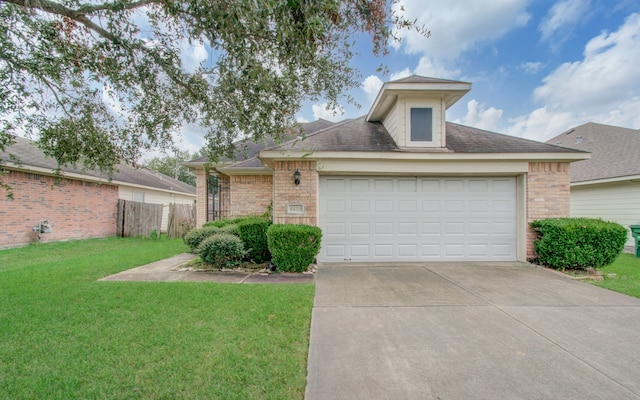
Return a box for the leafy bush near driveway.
[267,224,322,272]
[238,217,272,263]
[197,233,247,269]
[530,218,627,270]
[183,226,221,252]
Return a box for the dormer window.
[410,108,433,142]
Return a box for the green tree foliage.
[0,0,426,176]
[144,150,198,186]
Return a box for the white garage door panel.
[319,176,517,262]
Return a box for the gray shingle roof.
[187,119,336,166]
[546,122,640,183]
[266,116,585,154]
[1,135,196,194]
[446,122,583,153]
[264,117,398,152]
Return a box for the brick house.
[547,122,640,250]
[186,76,588,263]
[1,136,196,248]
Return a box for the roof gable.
[546,122,640,183]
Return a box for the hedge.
[203,216,257,229]
[530,218,627,270]
[238,217,272,263]
[267,224,322,272]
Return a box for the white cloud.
[296,116,310,123]
[519,61,544,74]
[504,13,640,140]
[505,107,577,141]
[392,0,530,60]
[414,57,461,79]
[533,13,640,112]
[362,75,384,102]
[312,103,345,122]
[390,68,412,81]
[180,40,208,72]
[455,99,504,132]
[538,0,591,44]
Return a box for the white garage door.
[319,176,517,262]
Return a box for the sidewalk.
[99,253,315,284]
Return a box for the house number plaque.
[286,203,305,215]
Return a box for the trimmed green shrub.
[238,217,272,263]
[220,224,240,237]
[267,224,322,272]
[183,226,221,252]
[197,233,247,269]
[202,216,256,229]
[530,218,627,270]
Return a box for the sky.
[174,0,640,154]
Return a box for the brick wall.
[272,160,318,225]
[0,170,118,248]
[526,162,571,259]
[229,175,273,217]
[195,168,209,227]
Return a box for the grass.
[593,253,640,298]
[0,237,314,399]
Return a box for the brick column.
[195,168,209,227]
[272,160,318,226]
[526,162,571,259]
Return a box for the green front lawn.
[0,237,314,399]
[594,253,640,298]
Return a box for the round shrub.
[530,218,627,269]
[183,226,221,252]
[267,224,322,272]
[197,233,247,269]
[238,217,272,263]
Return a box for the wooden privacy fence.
[117,199,163,237]
[166,203,196,239]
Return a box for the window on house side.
[410,108,433,142]
[133,191,145,202]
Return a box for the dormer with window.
[367,76,471,149]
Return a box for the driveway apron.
[305,263,640,400]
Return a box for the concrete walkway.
[99,253,314,284]
[306,262,640,399]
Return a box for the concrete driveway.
[305,263,640,399]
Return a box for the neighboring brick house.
[1,136,196,248]
[547,122,640,250]
[186,76,588,263]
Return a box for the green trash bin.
[631,225,640,257]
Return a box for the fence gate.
[116,199,163,237]
[167,203,196,239]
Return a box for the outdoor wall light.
[293,169,301,185]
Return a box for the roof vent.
[575,136,583,144]
[556,141,563,145]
